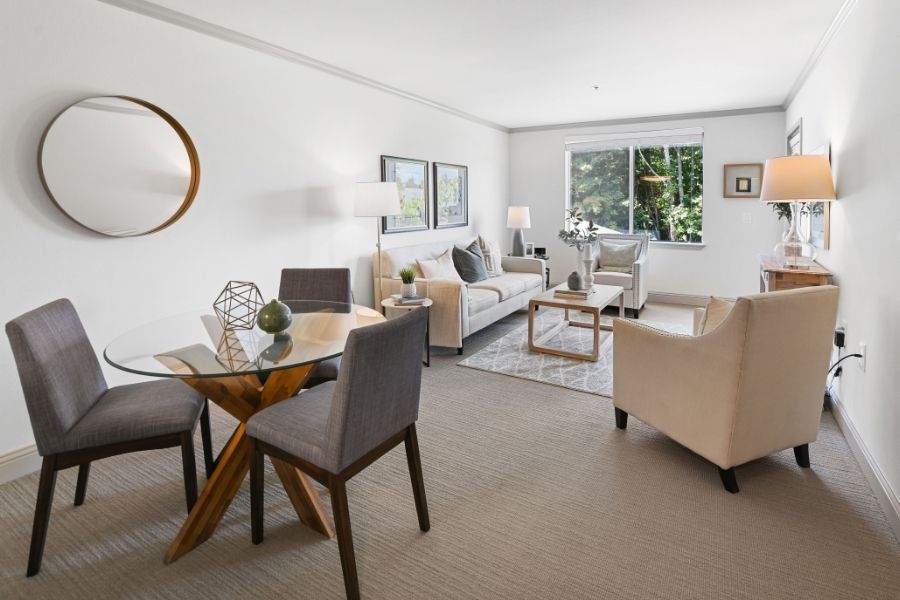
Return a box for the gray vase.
[567,271,585,290]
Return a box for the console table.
[759,255,833,292]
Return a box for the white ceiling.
[145,0,846,129]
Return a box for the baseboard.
[647,291,708,307]
[0,444,41,485]
[828,388,900,545]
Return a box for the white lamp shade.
[760,155,836,203]
[355,182,401,216]
[507,205,532,229]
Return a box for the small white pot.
[400,282,417,298]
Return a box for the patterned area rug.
[459,309,691,397]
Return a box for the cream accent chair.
[591,234,649,318]
[373,239,545,353]
[612,286,839,493]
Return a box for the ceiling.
[143,0,846,129]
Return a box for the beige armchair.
[612,286,839,493]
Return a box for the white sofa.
[591,233,649,318]
[373,239,546,352]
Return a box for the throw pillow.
[417,249,464,282]
[452,241,489,283]
[598,241,638,273]
[698,297,736,334]
[478,235,504,276]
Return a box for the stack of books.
[554,286,595,300]
[397,295,428,306]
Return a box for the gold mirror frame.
[37,95,201,237]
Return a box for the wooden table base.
[163,363,334,564]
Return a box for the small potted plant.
[399,266,417,299]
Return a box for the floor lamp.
[355,182,401,306]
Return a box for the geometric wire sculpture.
[215,329,260,372]
[213,280,264,330]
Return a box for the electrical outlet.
[741,212,752,225]
[858,343,867,372]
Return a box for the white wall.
[0,0,508,459]
[509,112,786,298]
[785,0,900,504]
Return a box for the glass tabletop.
[104,301,385,379]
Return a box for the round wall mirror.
[38,96,200,237]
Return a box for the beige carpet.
[1,308,899,599]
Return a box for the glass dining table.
[104,300,385,563]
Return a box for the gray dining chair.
[279,268,353,387]
[5,298,213,577]
[247,308,430,600]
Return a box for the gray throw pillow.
[599,241,638,273]
[452,241,489,283]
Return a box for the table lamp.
[760,155,835,269]
[507,205,532,257]
[355,182,401,304]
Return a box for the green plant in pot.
[399,266,417,299]
[256,299,293,334]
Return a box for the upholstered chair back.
[5,299,108,456]
[594,233,649,268]
[325,308,427,471]
[279,268,352,305]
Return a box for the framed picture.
[787,119,803,156]
[800,143,832,251]
[433,162,468,229]
[723,163,764,198]
[381,155,429,234]
[525,242,535,256]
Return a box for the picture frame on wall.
[381,155,429,234]
[787,118,803,156]
[723,163,764,198]
[800,143,832,251]
[433,162,468,229]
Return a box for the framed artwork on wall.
[723,163,764,198]
[800,143,832,251]
[381,155,429,234]
[787,119,803,156]
[433,162,468,229]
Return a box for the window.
[566,128,704,243]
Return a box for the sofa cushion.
[592,270,633,290]
[470,272,541,300]
[452,240,489,283]
[417,249,463,283]
[468,288,500,315]
[698,297,735,334]
[598,240,638,273]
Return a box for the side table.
[381,297,433,367]
[759,255,833,292]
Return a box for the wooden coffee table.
[528,284,625,362]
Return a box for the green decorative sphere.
[256,299,293,334]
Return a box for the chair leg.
[404,424,430,532]
[614,407,628,430]
[457,345,463,356]
[180,432,198,513]
[329,477,360,600]
[74,463,90,506]
[718,467,739,493]
[794,444,810,468]
[250,438,265,545]
[200,400,216,478]
[27,456,58,577]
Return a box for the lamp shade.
[506,205,532,229]
[760,155,836,203]
[354,182,401,216]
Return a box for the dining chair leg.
[250,438,265,545]
[180,432,198,513]
[329,477,360,600]
[200,400,216,478]
[27,455,58,577]
[404,424,430,532]
[74,463,90,506]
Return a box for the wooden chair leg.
[74,463,90,506]
[329,477,360,600]
[614,407,628,430]
[200,400,216,478]
[27,456,58,577]
[718,467,739,493]
[794,443,811,468]
[404,424,430,532]
[181,432,198,513]
[250,438,265,545]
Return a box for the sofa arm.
[502,256,545,281]
[612,319,743,468]
[378,277,465,348]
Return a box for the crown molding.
[782,0,859,109]
[97,0,509,133]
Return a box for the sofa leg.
[457,346,463,356]
[614,407,628,429]
[793,444,810,468]
[718,467,739,493]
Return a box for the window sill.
[649,241,705,249]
